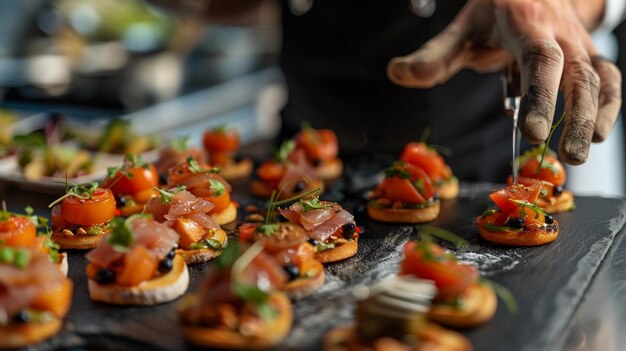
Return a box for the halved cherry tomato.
[203,129,240,152]
[238,223,259,242]
[116,245,158,286]
[0,216,37,247]
[61,188,116,226]
[257,160,286,182]
[402,163,436,199]
[295,129,339,162]
[191,186,231,213]
[520,155,566,186]
[400,241,478,301]
[400,142,451,181]
[507,175,555,198]
[377,178,427,204]
[489,183,542,216]
[103,163,159,195]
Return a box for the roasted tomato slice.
[251,223,308,254]
[376,162,435,203]
[520,155,566,186]
[257,160,286,182]
[0,215,37,247]
[507,175,555,198]
[103,163,159,195]
[401,241,478,301]
[399,142,451,181]
[295,128,339,162]
[203,128,240,152]
[377,178,427,204]
[489,183,542,216]
[61,188,116,226]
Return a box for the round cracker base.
[88,256,189,305]
[315,240,358,263]
[51,230,109,250]
[476,216,559,246]
[538,190,574,214]
[429,283,497,328]
[367,202,440,224]
[182,293,292,349]
[211,202,237,225]
[0,319,62,349]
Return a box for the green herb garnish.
[257,223,280,236]
[418,225,468,248]
[186,156,220,174]
[273,140,296,163]
[384,162,411,179]
[300,197,333,211]
[480,209,498,218]
[209,179,226,197]
[189,238,223,251]
[537,111,565,177]
[315,241,337,252]
[0,247,30,269]
[107,214,150,252]
[170,136,190,152]
[154,186,187,205]
[48,181,100,208]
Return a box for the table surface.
[2,153,626,351]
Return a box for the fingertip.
[519,111,551,144]
[558,137,590,165]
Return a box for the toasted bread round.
[284,259,325,299]
[219,158,253,180]
[88,255,189,305]
[324,322,473,351]
[315,240,358,263]
[211,202,237,225]
[367,202,440,224]
[182,292,292,349]
[537,190,574,214]
[0,318,62,349]
[51,230,109,250]
[57,253,68,276]
[250,179,324,199]
[317,158,343,180]
[476,216,559,246]
[429,283,497,328]
[177,231,228,264]
[437,178,459,200]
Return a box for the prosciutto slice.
[279,202,355,242]
[144,190,219,230]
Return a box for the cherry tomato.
[400,142,450,181]
[238,223,259,242]
[402,163,436,199]
[377,178,427,204]
[103,163,159,195]
[295,129,339,162]
[520,155,566,186]
[0,216,37,247]
[400,241,478,301]
[61,188,116,226]
[203,128,240,152]
[489,184,542,217]
[190,185,231,213]
[257,160,286,182]
[209,150,231,166]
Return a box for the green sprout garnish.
[418,225,468,248]
[300,197,333,211]
[170,136,190,152]
[107,214,151,252]
[48,181,100,208]
[384,162,411,179]
[273,140,296,163]
[186,156,220,174]
[154,186,187,205]
[209,179,225,197]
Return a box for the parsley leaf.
[273,140,296,163]
[170,136,190,152]
[257,223,279,236]
[209,179,225,197]
[300,198,333,211]
[215,241,241,270]
[384,162,411,179]
[107,215,149,252]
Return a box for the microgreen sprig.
[384,162,411,179]
[48,181,100,208]
[107,214,151,252]
[154,186,187,205]
[273,140,296,163]
[537,111,565,178]
[186,156,220,174]
[170,136,190,152]
[418,225,468,248]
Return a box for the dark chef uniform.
[278,0,514,182]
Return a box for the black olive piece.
[283,264,300,281]
[545,215,554,224]
[311,159,321,167]
[308,239,319,246]
[115,196,127,207]
[506,218,525,229]
[233,154,244,163]
[167,248,176,259]
[433,193,440,201]
[159,174,168,185]
[342,223,356,239]
[158,259,174,274]
[553,185,564,196]
[13,310,29,324]
[96,268,116,284]
[294,181,306,192]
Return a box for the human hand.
[387,0,622,165]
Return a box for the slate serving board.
[5,167,626,351]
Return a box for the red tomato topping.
[375,162,436,203]
[103,163,159,195]
[378,178,427,204]
[400,241,478,301]
[203,128,240,152]
[61,188,116,226]
[489,184,541,216]
[257,160,286,182]
[399,142,451,181]
[507,175,555,198]
[0,216,37,247]
[295,129,339,162]
[238,223,259,242]
[520,155,566,186]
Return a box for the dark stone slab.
[4,174,625,351]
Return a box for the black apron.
[279,0,514,182]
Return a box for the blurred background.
[0,0,623,196]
